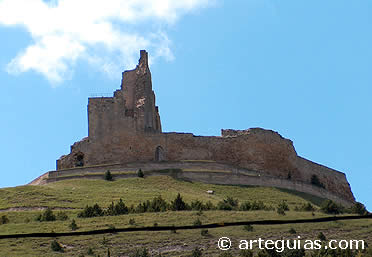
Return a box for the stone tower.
[87,50,162,140]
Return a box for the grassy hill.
[0,175,370,256]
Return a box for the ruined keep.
[53,50,354,206]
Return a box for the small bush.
[78,203,104,218]
[277,207,286,215]
[193,218,202,226]
[320,200,343,215]
[0,215,9,225]
[190,247,202,257]
[240,201,252,211]
[137,169,144,178]
[171,193,187,211]
[51,240,63,252]
[201,229,209,236]
[250,200,267,210]
[289,227,297,234]
[106,199,129,216]
[69,219,78,231]
[351,202,368,215]
[87,247,94,255]
[243,224,253,232]
[191,200,205,211]
[56,211,68,221]
[129,218,136,225]
[317,232,327,241]
[299,202,315,212]
[149,195,168,212]
[104,170,113,181]
[278,200,289,211]
[204,200,216,210]
[38,208,56,222]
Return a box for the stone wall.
[32,161,354,207]
[56,50,355,204]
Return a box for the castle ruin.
[40,50,354,206]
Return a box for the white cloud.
[0,0,213,84]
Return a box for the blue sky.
[0,0,371,210]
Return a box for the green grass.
[0,175,370,256]
[0,175,321,210]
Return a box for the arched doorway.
[155,146,165,162]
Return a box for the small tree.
[243,224,253,232]
[0,215,9,225]
[137,169,144,178]
[51,240,63,252]
[104,170,113,181]
[69,219,78,231]
[321,200,342,214]
[40,208,56,222]
[317,232,327,241]
[171,193,187,211]
[201,229,209,236]
[190,247,202,257]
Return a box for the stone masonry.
[56,50,355,203]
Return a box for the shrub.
[191,200,205,211]
[56,211,69,221]
[240,201,252,211]
[217,201,233,211]
[351,202,368,215]
[320,200,343,215]
[299,202,315,212]
[87,247,94,255]
[38,208,56,222]
[137,169,144,178]
[106,199,129,216]
[224,196,239,207]
[204,200,216,210]
[69,219,78,231]
[149,195,168,212]
[190,247,202,257]
[78,203,104,218]
[217,197,239,210]
[0,215,9,225]
[278,200,289,211]
[277,206,286,215]
[317,232,327,241]
[171,193,187,211]
[193,218,202,226]
[289,228,297,234]
[201,229,209,236]
[129,218,136,225]
[243,224,253,232]
[250,200,266,210]
[51,240,63,252]
[104,170,113,181]
[311,174,325,188]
